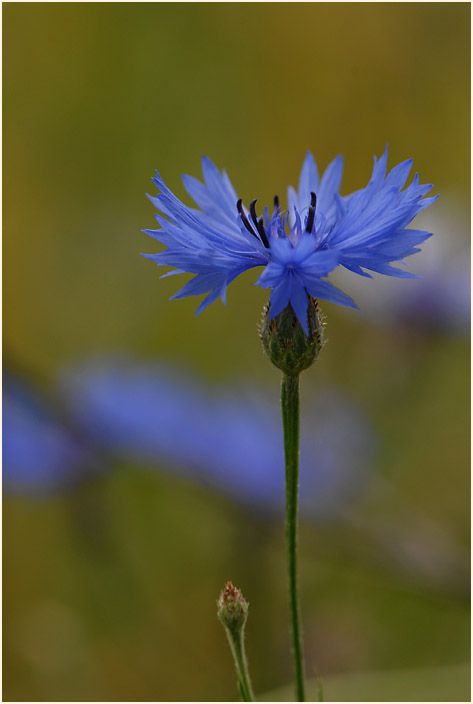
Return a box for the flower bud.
[217,581,249,633]
[260,297,324,376]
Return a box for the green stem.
[281,372,305,701]
[225,627,255,701]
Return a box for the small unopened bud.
[217,582,254,701]
[260,297,324,376]
[217,581,249,632]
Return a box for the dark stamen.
[237,198,270,248]
[256,216,270,248]
[249,199,259,228]
[273,195,280,210]
[237,198,259,239]
[250,200,270,248]
[305,192,317,233]
[306,206,315,234]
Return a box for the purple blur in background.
[60,359,376,517]
[3,373,95,493]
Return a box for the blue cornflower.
[143,148,437,333]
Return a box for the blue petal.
[201,155,237,214]
[303,277,358,310]
[268,278,291,318]
[287,185,300,227]
[363,262,420,278]
[297,248,339,276]
[182,173,216,212]
[297,152,319,215]
[170,273,226,299]
[288,274,310,334]
[195,286,225,315]
[384,158,413,189]
[318,154,344,213]
[256,261,286,288]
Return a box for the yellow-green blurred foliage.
[3,3,470,701]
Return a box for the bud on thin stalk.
[217,582,254,702]
[261,298,319,700]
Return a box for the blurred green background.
[3,3,470,701]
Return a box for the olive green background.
[3,3,470,701]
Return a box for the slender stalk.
[224,627,254,702]
[281,372,305,701]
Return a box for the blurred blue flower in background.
[3,374,96,493]
[143,147,437,333]
[61,359,376,518]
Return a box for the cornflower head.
[143,147,437,336]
